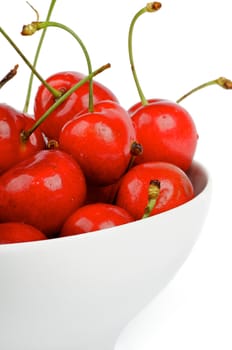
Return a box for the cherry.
[34,71,118,140]
[116,161,194,220]
[21,18,119,140]
[0,103,45,175]
[0,222,47,244]
[22,64,111,142]
[0,149,87,237]
[59,100,137,186]
[60,202,134,236]
[131,100,198,171]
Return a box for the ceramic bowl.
[0,160,211,350]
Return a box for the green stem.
[128,2,162,106]
[176,77,232,103]
[0,27,61,99]
[21,63,111,141]
[142,179,160,219]
[23,0,57,113]
[22,20,94,112]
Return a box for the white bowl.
[0,160,211,350]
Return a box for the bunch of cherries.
[0,1,223,244]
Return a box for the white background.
[1,0,232,349]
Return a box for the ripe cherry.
[59,100,137,186]
[0,103,45,175]
[131,100,198,171]
[21,18,119,140]
[34,71,119,140]
[60,202,134,236]
[0,222,47,244]
[116,161,194,220]
[0,149,87,237]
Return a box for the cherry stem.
[21,63,111,142]
[142,179,160,219]
[126,141,143,171]
[0,64,19,89]
[128,2,162,106]
[21,20,94,113]
[176,77,232,103]
[0,27,61,99]
[23,0,57,113]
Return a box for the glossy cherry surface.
[34,71,119,140]
[0,149,87,237]
[59,100,137,186]
[116,161,195,220]
[0,103,45,174]
[130,100,198,171]
[0,222,47,244]
[60,202,134,236]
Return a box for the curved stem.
[23,0,57,113]
[176,77,232,103]
[0,27,61,99]
[21,63,111,141]
[22,21,94,112]
[128,2,162,106]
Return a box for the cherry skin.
[0,103,46,174]
[0,222,47,244]
[60,202,134,236]
[116,161,194,220]
[59,100,137,186]
[130,100,198,171]
[34,71,119,140]
[0,149,87,237]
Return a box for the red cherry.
[116,161,194,220]
[130,100,198,171]
[0,149,87,237]
[0,103,45,174]
[60,202,134,236]
[34,71,119,140]
[59,100,137,186]
[0,222,47,244]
